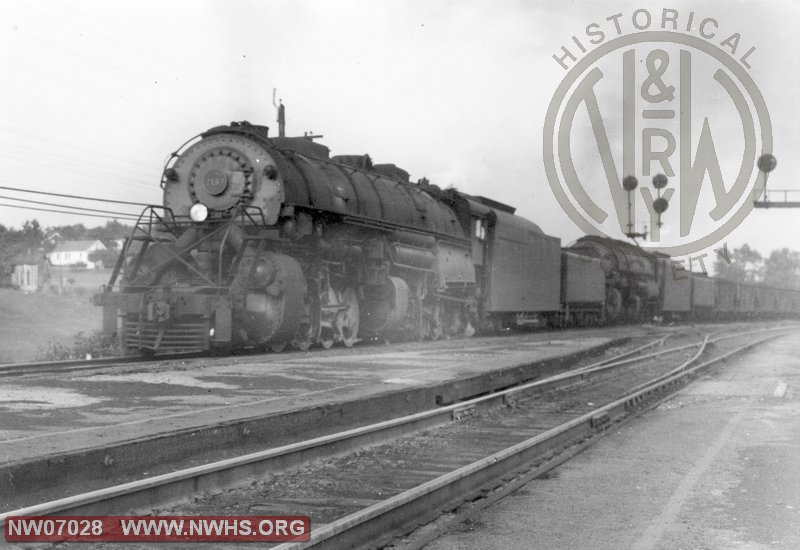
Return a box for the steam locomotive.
[95,121,800,354]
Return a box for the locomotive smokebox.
[164,133,285,224]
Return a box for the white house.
[49,240,107,269]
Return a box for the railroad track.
[2,325,794,547]
[0,352,201,378]
[0,328,614,379]
[0,330,662,511]
[0,321,759,379]
[0,334,663,508]
[277,326,795,549]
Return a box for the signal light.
[622,175,638,191]
[190,202,209,222]
[652,173,668,189]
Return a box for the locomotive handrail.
[431,292,474,304]
[238,204,268,226]
[340,215,472,247]
[126,223,232,287]
[117,204,269,292]
[105,206,177,291]
[134,206,180,239]
[104,236,129,292]
[160,132,204,189]
[218,221,234,286]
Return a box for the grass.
[0,287,103,363]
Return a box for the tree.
[88,248,120,269]
[714,244,763,282]
[86,220,130,242]
[20,219,44,250]
[0,220,44,262]
[57,224,88,242]
[763,248,800,289]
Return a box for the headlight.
[190,202,209,222]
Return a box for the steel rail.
[2,328,789,543]
[0,351,204,378]
[271,328,796,549]
[0,330,654,379]
[0,323,776,379]
[623,324,796,395]
[585,335,669,367]
[572,324,797,383]
[0,335,674,523]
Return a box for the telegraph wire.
[0,161,157,197]
[0,130,157,176]
[0,203,140,221]
[7,4,374,155]
[0,194,141,219]
[0,143,157,184]
[0,185,153,207]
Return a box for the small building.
[49,240,107,269]
[10,252,50,292]
[0,263,13,288]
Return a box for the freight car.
[567,235,800,322]
[95,121,798,354]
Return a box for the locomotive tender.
[96,121,800,354]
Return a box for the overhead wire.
[0,185,154,207]
[6,2,378,146]
[4,10,271,130]
[0,4,382,229]
[0,151,159,195]
[0,194,141,219]
[0,136,158,181]
[0,152,158,194]
[0,56,216,129]
[0,202,139,221]
[7,2,375,153]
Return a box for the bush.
[89,248,120,268]
[37,330,119,361]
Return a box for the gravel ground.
[425,331,800,550]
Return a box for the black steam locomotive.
[95,121,800,354]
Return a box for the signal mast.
[752,154,793,208]
[622,173,670,243]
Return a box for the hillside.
[0,288,102,363]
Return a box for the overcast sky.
[2,0,799,266]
